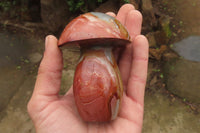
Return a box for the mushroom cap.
[58,12,131,48]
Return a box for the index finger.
[32,35,63,99]
[118,10,143,88]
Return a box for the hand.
[27,4,149,133]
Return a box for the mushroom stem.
[73,46,123,122]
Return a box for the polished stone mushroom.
[58,12,131,122]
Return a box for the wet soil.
[151,0,200,105]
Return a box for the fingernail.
[45,36,49,49]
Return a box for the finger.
[118,43,132,88]
[119,10,143,88]
[125,10,143,39]
[116,4,135,25]
[33,35,63,99]
[126,35,149,106]
[106,12,116,17]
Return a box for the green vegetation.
[66,0,84,12]
[9,43,14,47]
[0,1,12,12]
[152,69,160,72]
[66,0,105,12]
[160,73,164,79]
[170,66,175,71]
[0,0,29,20]
[183,98,186,102]
[5,56,10,60]
[179,21,183,26]
[64,64,67,69]
[66,0,130,12]
[24,59,30,64]
[164,25,172,38]
[0,0,18,12]
[192,2,196,6]
[16,65,21,70]
[20,56,30,64]
[163,21,172,38]
[123,0,130,3]
[173,33,177,37]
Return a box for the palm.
[36,90,141,133]
[28,4,149,133]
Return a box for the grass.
[160,73,164,78]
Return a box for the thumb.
[28,35,63,113]
[35,35,63,98]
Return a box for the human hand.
[27,4,149,133]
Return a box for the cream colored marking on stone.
[83,14,98,22]
[111,99,120,120]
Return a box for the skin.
[27,4,149,133]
